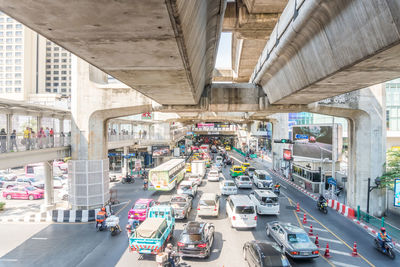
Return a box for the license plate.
[301,252,310,256]
[267,204,272,207]
[134,213,138,216]
[141,249,151,253]
[188,245,195,248]
[242,217,248,220]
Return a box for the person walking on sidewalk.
[23,127,31,150]
[10,129,18,152]
[49,128,54,147]
[0,129,7,153]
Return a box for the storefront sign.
[141,112,152,120]
[197,123,214,127]
[283,149,292,161]
[394,179,400,207]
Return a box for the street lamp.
[367,177,381,214]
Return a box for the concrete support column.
[6,114,12,152]
[270,114,289,172]
[43,161,54,210]
[37,116,42,132]
[122,146,129,175]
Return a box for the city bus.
[148,159,185,191]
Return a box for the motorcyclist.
[126,215,139,237]
[125,172,132,183]
[377,227,391,251]
[274,183,281,190]
[143,177,148,190]
[164,243,176,267]
[317,195,327,207]
[96,207,107,229]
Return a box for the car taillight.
[177,242,185,247]
[214,206,217,211]
[197,206,200,210]
[312,250,319,255]
[290,251,299,255]
[197,243,207,248]
[232,216,236,220]
[254,216,257,220]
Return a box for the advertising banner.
[152,145,170,157]
[394,179,400,207]
[283,149,292,161]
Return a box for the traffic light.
[274,139,293,144]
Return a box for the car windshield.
[199,200,215,206]
[234,167,242,171]
[133,203,147,210]
[171,197,186,203]
[258,173,267,180]
[29,178,37,182]
[225,182,235,187]
[209,171,218,176]
[180,185,191,190]
[240,177,250,181]
[26,186,37,191]
[287,233,310,243]
[260,196,278,204]
[181,233,202,243]
[235,206,255,214]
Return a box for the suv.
[197,193,220,217]
[177,221,215,258]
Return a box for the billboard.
[292,124,342,160]
[152,146,170,157]
[394,179,400,207]
[283,149,292,161]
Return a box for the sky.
[215,32,232,70]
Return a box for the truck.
[191,160,206,179]
[129,205,175,255]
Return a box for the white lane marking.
[319,248,351,256]
[31,237,48,240]
[303,225,328,232]
[0,259,18,262]
[330,261,361,267]
[309,235,342,244]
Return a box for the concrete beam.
[251,0,400,105]
[0,0,226,105]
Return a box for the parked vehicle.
[235,175,253,189]
[2,179,30,189]
[170,194,192,220]
[177,180,198,198]
[129,205,175,254]
[207,170,220,182]
[128,199,156,222]
[245,167,256,178]
[15,177,44,189]
[219,180,238,195]
[250,190,280,215]
[177,221,215,258]
[226,195,257,229]
[230,165,244,177]
[2,186,44,200]
[374,235,395,259]
[197,193,220,217]
[266,222,319,259]
[243,240,291,267]
[253,170,274,189]
[122,174,135,184]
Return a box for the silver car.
[170,194,192,219]
[266,222,319,259]
[235,176,253,189]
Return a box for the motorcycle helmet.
[167,243,173,248]
[101,207,106,211]
[381,227,386,232]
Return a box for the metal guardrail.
[0,133,70,154]
[357,207,400,241]
[232,146,246,157]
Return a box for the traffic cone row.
[315,234,319,247]
[296,202,300,212]
[302,213,307,224]
[352,242,359,257]
[324,243,331,258]
[308,224,314,236]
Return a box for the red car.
[309,136,316,143]
[2,186,44,200]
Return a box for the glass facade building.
[386,78,400,131]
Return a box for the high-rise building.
[385,78,400,149]
[0,12,72,101]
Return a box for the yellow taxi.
[225,145,231,151]
[230,165,244,177]
[241,162,250,171]
[186,163,191,172]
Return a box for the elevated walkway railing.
[0,133,70,154]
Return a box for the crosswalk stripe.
[309,235,342,244]
[330,260,361,267]
[303,225,328,232]
[319,248,351,256]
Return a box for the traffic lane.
[229,151,398,267]
[220,166,331,267]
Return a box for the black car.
[177,221,215,258]
[243,240,291,267]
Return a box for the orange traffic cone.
[324,243,331,258]
[296,203,300,212]
[352,242,359,257]
[302,213,307,224]
[308,224,314,236]
[315,234,320,247]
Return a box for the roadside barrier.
[52,205,112,222]
[328,199,356,219]
[315,234,320,247]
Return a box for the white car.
[185,173,202,186]
[197,193,220,217]
[250,190,280,215]
[207,170,220,182]
[235,176,253,189]
[219,180,238,195]
[177,180,198,197]
[253,170,274,189]
[215,156,223,165]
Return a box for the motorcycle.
[126,219,140,238]
[374,236,396,259]
[96,220,106,231]
[121,174,135,184]
[274,187,280,196]
[156,253,180,267]
[317,200,328,214]
[105,215,121,236]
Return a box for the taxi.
[225,145,231,151]
[186,163,191,173]
[241,162,250,171]
[230,165,244,177]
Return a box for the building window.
[62,53,67,56]
[15,45,22,50]
[46,47,51,51]
[46,82,51,86]
[61,65,67,69]
[54,53,59,57]
[16,24,22,30]
[15,52,22,57]
[6,24,12,29]
[5,80,12,86]
[54,47,59,51]
[46,53,51,57]
[61,71,67,74]
[46,59,51,63]
[53,82,59,86]
[5,66,12,71]
[46,71,51,75]
[15,87,21,93]
[6,87,12,93]
[6,45,12,51]
[6,38,12,44]
[61,82,67,86]
[15,80,21,85]
[15,59,22,65]
[15,66,21,71]
[53,88,58,92]
[54,59,59,63]
[15,31,22,37]
[15,73,21,78]
[61,88,67,92]
[15,38,22,43]
[5,59,12,65]
[46,88,51,92]
[62,59,67,63]
[53,71,59,74]
[6,17,13,23]
[46,77,51,81]
[54,77,59,80]
[5,73,12,78]
[61,76,67,80]
[6,31,12,37]
[0,88,2,93]
[6,52,12,57]
[46,65,51,69]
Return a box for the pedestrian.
[31,129,36,150]
[23,127,31,150]
[60,132,65,146]
[45,127,50,147]
[10,129,18,152]
[0,128,7,153]
[50,128,54,147]
[37,127,44,149]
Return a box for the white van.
[198,193,220,217]
[226,194,257,229]
[249,190,280,215]
[253,170,273,189]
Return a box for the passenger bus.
[148,159,185,191]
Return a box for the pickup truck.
[129,205,175,254]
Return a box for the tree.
[379,149,400,190]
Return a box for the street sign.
[327,177,337,186]
[295,134,308,139]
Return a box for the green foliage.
[379,149,400,190]
[0,202,5,210]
